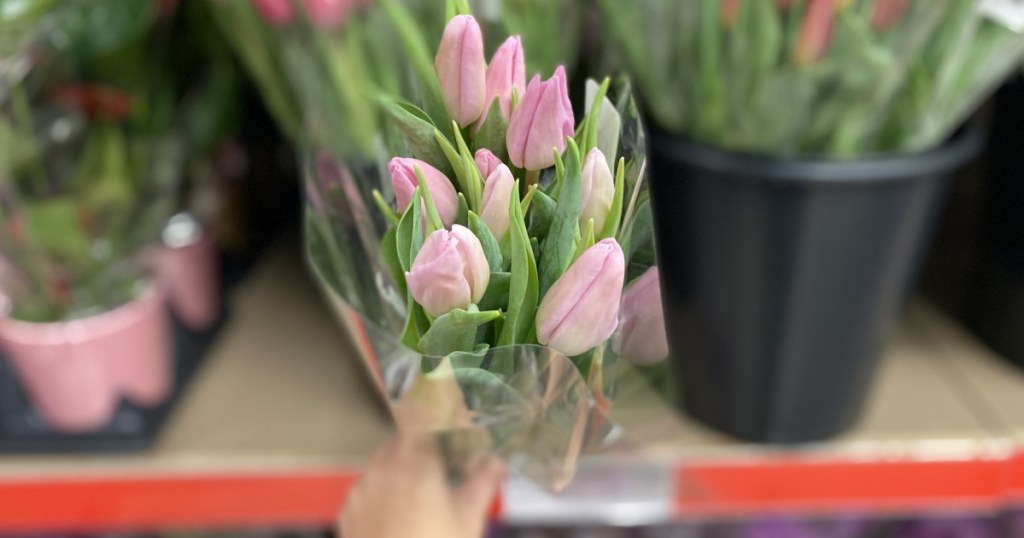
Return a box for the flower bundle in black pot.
[596,0,1024,442]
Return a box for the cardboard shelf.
[0,242,1022,531]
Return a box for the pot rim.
[648,125,985,185]
[0,282,164,344]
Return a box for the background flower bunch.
[598,0,1024,156]
[371,7,666,367]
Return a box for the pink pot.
[0,286,172,433]
[153,215,220,331]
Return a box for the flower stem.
[524,169,540,196]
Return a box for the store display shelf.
[0,242,1022,532]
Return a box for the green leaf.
[498,180,540,346]
[401,297,430,351]
[572,218,595,263]
[581,78,611,153]
[520,185,537,215]
[379,226,405,295]
[584,79,621,166]
[600,158,626,240]
[479,272,511,311]
[415,166,445,233]
[456,192,469,227]
[379,0,448,127]
[434,129,476,210]
[468,212,503,272]
[396,188,424,271]
[449,350,485,369]
[372,189,400,227]
[25,199,91,262]
[475,99,509,162]
[419,308,502,356]
[538,139,583,297]
[527,190,557,238]
[380,98,452,176]
[452,121,484,209]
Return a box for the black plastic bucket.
[959,78,1024,366]
[648,127,983,443]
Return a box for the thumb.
[455,456,506,525]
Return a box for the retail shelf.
[0,242,1022,531]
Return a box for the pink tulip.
[303,0,357,28]
[793,0,835,65]
[252,0,293,25]
[615,267,668,366]
[580,148,615,233]
[252,0,369,28]
[506,66,574,171]
[480,164,516,241]
[721,0,741,26]
[479,36,526,126]
[435,15,487,127]
[474,148,503,180]
[870,0,908,30]
[388,158,459,227]
[406,226,491,317]
[536,239,625,357]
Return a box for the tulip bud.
[479,36,526,125]
[506,66,574,171]
[615,267,668,366]
[721,0,741,27]
[253,0,294,25]
[474,148,503,180]
[388,158,459,227]
[303,0,358,28]
[870,0,908,30]
[580,148,615,233]
[406,226,491,317]
[480,164,516,241]
[793,0,835,66]
[536,239,625,357]
[435,15,487,127]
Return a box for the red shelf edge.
[2,451,1024,531]
[0,469,360,533]
[676,456,1012,517]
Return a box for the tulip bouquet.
[597,0,1024,156]
[304,5,665,488]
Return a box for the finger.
[455,455,506,522]
[368,434,401,472]
[392,432,446,478]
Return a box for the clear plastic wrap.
[303,80,662,491]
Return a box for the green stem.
[524,169,540,196]
[11,86,47,197]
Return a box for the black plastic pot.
[956,78,1024,366]
[648,127,983,443]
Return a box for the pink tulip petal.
[480,165,515,241]
[253,0,294,25]
[481,36,526,124]
[389,158,459,227]
[536,239,625,356]
[407,233,472,317]
[475,148,502,180]
[450,225,491,303]
[506,75,543,169]
[435,15,487,127]
[616,267,668,365]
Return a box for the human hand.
[340,434,506,538]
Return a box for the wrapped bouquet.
[304,3,666,488]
